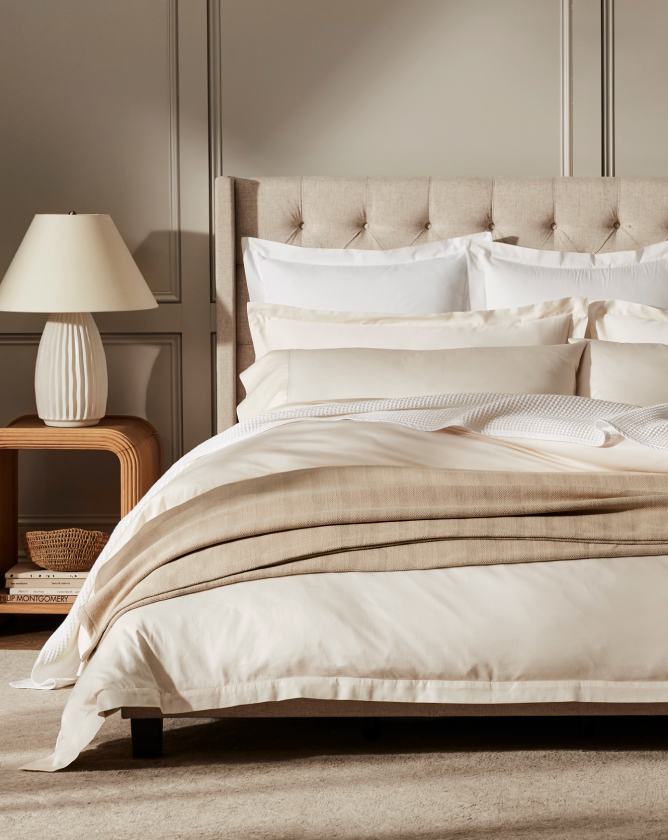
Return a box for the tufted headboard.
[214,175,668,432]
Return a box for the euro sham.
[247,297,588,360]
[588,299,668,343]
[468,239,668,311]
[238,342,587,420]
[577,339,668,406]
[242,232,491,314]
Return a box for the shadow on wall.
[132,227,211,302]
[131,228,175,296]
[221,0,410,175]
[126,227,213,462]
[105,344,160,420]
[220,0,561,177]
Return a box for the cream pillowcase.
[247,298,588,360]
[238,343,587,420]
[468,239,668,310]
[576,339,668,406]
[588,299,668,343]
[242,232,491,314]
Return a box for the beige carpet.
[2,651,668,840]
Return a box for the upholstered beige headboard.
[215,175,668,432]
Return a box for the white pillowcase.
[247,298,588,360]
[577,339,668,406]
[238,343,587,420]
[242,232,491,314]
[468,239,668,311]
[588,299,668,343]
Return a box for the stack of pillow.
[237,233,668,420]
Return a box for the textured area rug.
[2,650,668,840]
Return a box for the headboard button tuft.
[425,222,432,230]
[363,222,369,230]
[299,222,305,230]
[488,223,495,231]
[614,221,621,229]
[550,222,557,230]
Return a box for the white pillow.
[577,339,668,406]
[468,239,668,311]
[588,299,668,343]
[242,232,491,314]
[238,343,587,420]
[247,298,588,359]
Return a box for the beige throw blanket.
[79,466,668,658]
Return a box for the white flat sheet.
[22,412,668,771]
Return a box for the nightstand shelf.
[0,599,73,615]
[0,415,163,614]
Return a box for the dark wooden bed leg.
[131,718,163,759]
[363,717,380,740]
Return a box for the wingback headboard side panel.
[215,175,668,433]
[214,175,236,432]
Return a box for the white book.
[5,561,90,580]
[9,587,82,596]
[7,578,84,589]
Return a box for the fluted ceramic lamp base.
[35,313,108,427]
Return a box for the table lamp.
[0,213,157,427]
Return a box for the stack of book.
[0,561,88,605]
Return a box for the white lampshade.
[0,214,157,312]
[0,213,157,427]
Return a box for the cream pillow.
[468,239,668,310]
[238,343,587,420]
[576,339,668,406]
[588,299,668,343]
[247,298,588,360]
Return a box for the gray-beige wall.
[1,0,666,544]
[0,0,212,543]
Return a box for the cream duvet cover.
[18,394,668,771]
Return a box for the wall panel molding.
[601,0,615,176]
[0,3,213,553]
[207,0,223,303]
[210,330,217,437]
[154,0,183,303]
[561,0,573,176]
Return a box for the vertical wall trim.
[166,0,182,302]
[601,0,615,176]
[207,0,223,302]
[560,0,573,176]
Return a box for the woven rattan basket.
[20,528,110,572]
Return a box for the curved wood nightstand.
[0,415,163,614]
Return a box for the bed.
[19,176,668,771]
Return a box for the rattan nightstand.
[0,415,163,614]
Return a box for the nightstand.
[0,415,163,614]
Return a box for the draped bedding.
[18,394,668,771]
[81,465,668,660]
